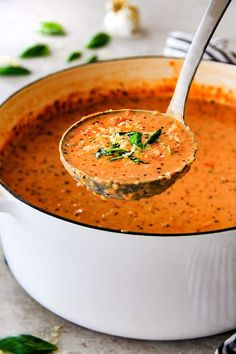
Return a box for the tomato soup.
[1,88,236,233]
[61,110,196,199]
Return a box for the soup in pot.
[0,86,236,234]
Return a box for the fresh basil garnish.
[96,145,145,164]
[107,147,128,154]
[86,55,98,64]
[144,128,162,146]
[128,155,146,164]
[114,132,127,136]
[128,131,144,148]
[96,147,128,159]
[110,155,127,161]
[115,130,162,148]
[96,148,112,158]
[86,32,110,49]
[20,44,50,58]
[37,22,65,35]
[0,65,31,76]
[95,128,162,164]
[67,51,82,62]
[0,334,57,354]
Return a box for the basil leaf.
[111,143,120,148]
[86,55,98,64]
[144,128,162,146]
[86,32,110,49]
[128,155,146,164]
[128,131,144,148]
[107,147,128,154]
[109,155,125,161]
[37,22,65,35]
[110,154,146,163]
[96,147,128,159]
[127,131,136,136]
[114,132,127,136]
[109,150,132,162]
[0,334,57,354]
[20,44,50,58]
[67,51,82,62]
[0,65,31,76]
[96,148,111,159]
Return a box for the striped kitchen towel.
[215,333,236,354]
[164,31,236,64]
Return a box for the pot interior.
[1,57,236,152]
[0,57,236,236]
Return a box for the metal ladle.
[60,0,231,200]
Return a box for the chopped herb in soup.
[62,111,194,172]
[0,88,235,233]
[61,110,196,199]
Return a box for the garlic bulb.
[104,0,140,38]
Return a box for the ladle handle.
[166,0,231,124]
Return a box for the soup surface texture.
[61,109,196,199]
[1,88,236,234]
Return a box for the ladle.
[60,0,231,200]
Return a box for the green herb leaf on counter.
[86,55,98,64]
[67,51,82,62]
[86,32,110,49]
[37,22,66,35]
[144,128,162,146]
[0,334,57,354]
[20,44,50,58]
[0,65,31,76]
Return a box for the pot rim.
[1,55,235,238]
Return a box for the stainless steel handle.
[167,0,232,123]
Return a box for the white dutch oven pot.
[0,58,235,340]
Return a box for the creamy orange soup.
[1,88,236,233]
[61,110,196,199]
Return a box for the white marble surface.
[0,0,236,353]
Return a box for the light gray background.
[0,1,236,353]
